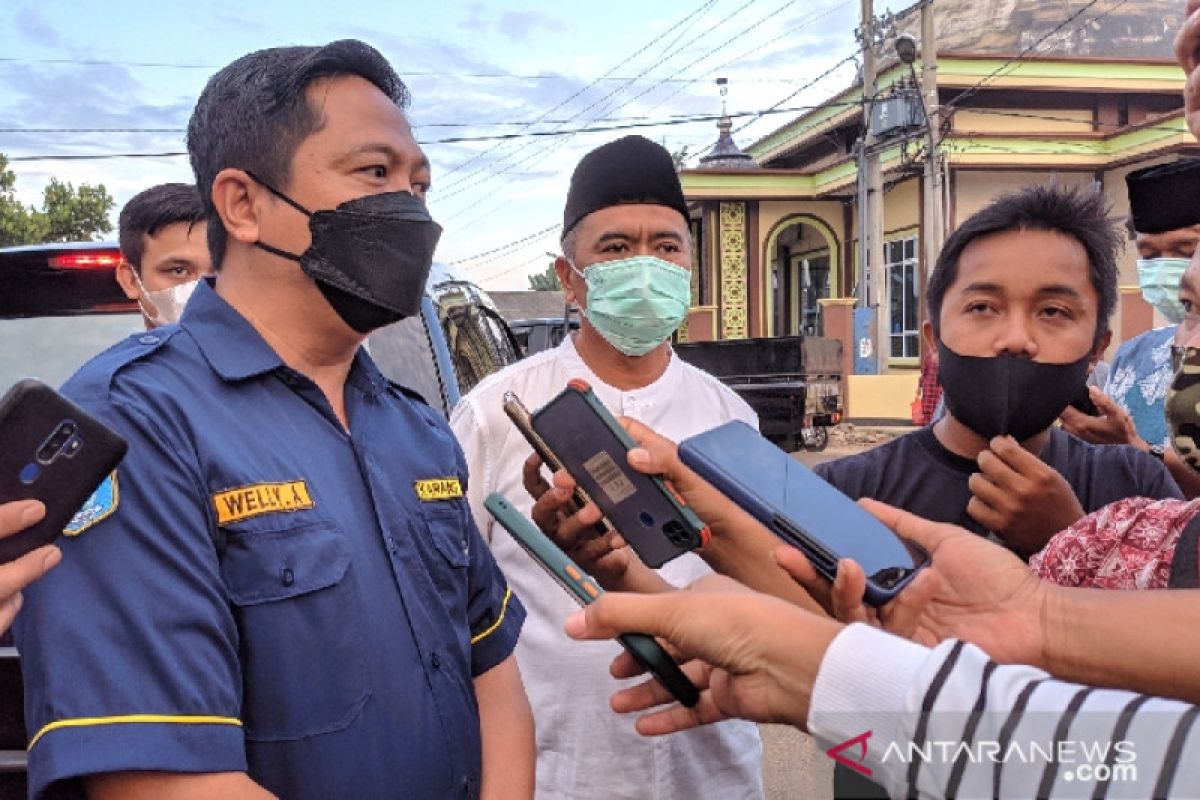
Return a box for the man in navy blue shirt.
[15,40,532,800]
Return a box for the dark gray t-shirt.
[814,426,1183,537]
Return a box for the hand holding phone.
[485,492,699,708]
[531,380,707,569]
[0,379,128,563]
[504,391,613,535]
[679,421,927,606]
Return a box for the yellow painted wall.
[883,178,920,234]
[847,372,920,420]
[759,201,845,249]
[952,108,1093,134]
[952,170,1095,224]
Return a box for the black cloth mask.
[248,172,442,333]
[936,342,1092,442]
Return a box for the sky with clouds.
[0,0,902,289]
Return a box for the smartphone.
[0,379,128,562]
[678,420,928,606]
[484,492,699,708]
[502,391,613,537]
[531,380,707,569]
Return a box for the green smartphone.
[531,380,707,568]
[484,492,699,708]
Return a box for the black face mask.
[248,172,443,333]
[936,341,1092,442]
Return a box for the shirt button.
[280,567,294,587]
[387,537,399,555]
[138,334,159,345]
[430,652,441,670]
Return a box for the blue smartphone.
[484,493,700,707]
[678,420,928,606]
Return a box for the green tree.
[0,154,115,247]
[527,262,560,291]
[671,145,690,171]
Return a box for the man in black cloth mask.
[806,183,1183,800]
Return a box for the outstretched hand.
[564,574,842,734]
[779,499,1049,666]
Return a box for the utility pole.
[856,0,888,373]
[921,0,942,268]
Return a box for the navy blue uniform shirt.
[15,279,524,799]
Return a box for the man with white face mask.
[451,135,765,799]
[1062,160,1200,497]
[113,183,211,328]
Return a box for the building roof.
[488,290,569,322]
[893,0,1182,61]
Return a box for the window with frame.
[886,236,920,359]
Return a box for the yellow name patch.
[213,481,314,525]
[414,478,463,502]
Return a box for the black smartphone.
[502,391,613,536]
[0,379,128,562]
[679,420,928,606]
[531,380,707,569]
[484,492,699,708]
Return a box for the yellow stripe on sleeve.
[29,714,242,749]
[470,586,512,645]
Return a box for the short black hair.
[118,183,206,272]
[926,185,1120,345]
[186,40,410,268]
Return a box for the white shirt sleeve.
[449,396,494,542]
[808,624,1200,799]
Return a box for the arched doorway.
[762,215,839,337]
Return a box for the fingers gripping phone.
[485,492,699,708]
[503,391,613,537]
[531,380,707,569]
[679,421,928,607]
[0,379,128,562]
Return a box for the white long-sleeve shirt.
[809,625,1200,799]
[451,335,764,800]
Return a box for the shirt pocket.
[419,503,471,615]
[221,520,371,742]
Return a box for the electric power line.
[434,0,731,197]
[434,0,721,182]
[0,55,821,83]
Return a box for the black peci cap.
[562,135,690,235]
[1126,159,1200,234]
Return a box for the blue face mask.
[1137,257,1190,324]
[572,255,692,356]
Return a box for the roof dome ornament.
[698,78,759,170]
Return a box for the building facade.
[679,0,1194,415]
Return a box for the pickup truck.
[674,335,844,452]
[0,242,520,797]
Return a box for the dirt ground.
[759,424,911,799]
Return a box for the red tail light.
[48,250,124,270]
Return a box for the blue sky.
[0,0,886,289]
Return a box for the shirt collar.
[180,277,288,382]
[559,333,681,404]
[182,278,392,396]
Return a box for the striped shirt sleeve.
[808,624,1200,798]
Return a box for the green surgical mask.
[572,255,692,356]
[1137,258,1189,323]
